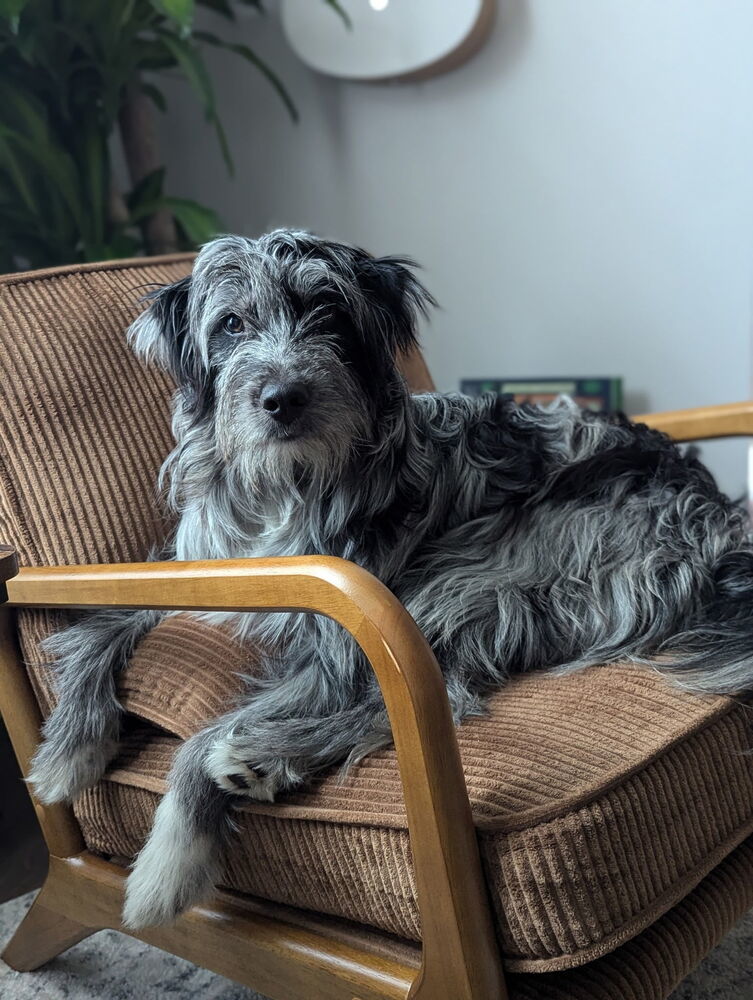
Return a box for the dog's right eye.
[222,314,245,335]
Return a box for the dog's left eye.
[222,314,245,335]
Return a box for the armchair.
[0,256,751,1000]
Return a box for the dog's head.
[130,230,433,476]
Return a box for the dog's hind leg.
[123,724,233,929]
[28,609,162,804]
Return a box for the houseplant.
[0,0,344,270]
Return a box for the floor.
[1,892,752,999]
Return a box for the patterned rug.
[1,891,752,999]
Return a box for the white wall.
[159,0,753,498]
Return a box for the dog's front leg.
[28,609,163,804]
[203,678,390,802]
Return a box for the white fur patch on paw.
[205,739,276,802]
[28,740,116,804]
[122,791,218,929]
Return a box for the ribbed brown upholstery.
[0,256,190,708]
[507,833,753,999]
[0,257,183,569]
[1,258,752,989]
[66,628,753,972]
[76,790,753,1000]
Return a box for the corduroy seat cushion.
[49,618,751,973]
[1,258,752,976]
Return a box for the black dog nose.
[260,381,311,425]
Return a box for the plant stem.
[118,80,178,255]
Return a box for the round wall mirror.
[281,0,496,83]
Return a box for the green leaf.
[0,81,49,144]
[196,0,235,19]
[0,0,28,22]
[322,0,351,29]
[159,32,235,173]
[141,82,168,112]
[125,200,160,225]
[97,232,141,261]
[162,196,222,245]
[194,30,298,122]
[136,39,179,71]
[54,22,99,60]
[227,41,299,121]
[119,0,137,26]
[159,33,215,118]
[150,0,194,31]
[212,112,233,176]
[126,166,166,213]
[0,126,89,242]
[0,134,36,213]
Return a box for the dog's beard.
[215,402,368,496]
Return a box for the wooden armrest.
[633,400,753,442]
[2,555,505,999]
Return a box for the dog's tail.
[122,731,233,929]
[649,548,753,695]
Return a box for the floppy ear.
[128,275,192,380]
[356,256,436,359]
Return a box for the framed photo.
[460,377,623,413]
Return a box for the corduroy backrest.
[0,256,193,568]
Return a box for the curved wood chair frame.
[0,400,751,999]
[0,554,505,1000]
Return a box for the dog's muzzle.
[260,381,311,427]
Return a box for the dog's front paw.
[205,739,277,802]
[28,738,117,804]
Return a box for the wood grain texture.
[634,400,753,442]
[2,874,97,971]
[5,556,507,1000]
[0,608,85,859]
[12,852,417,1000]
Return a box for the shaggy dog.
[28,229,753,929]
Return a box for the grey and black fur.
[28,229,753,928]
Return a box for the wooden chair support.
[0,552,507,1000]
[2,872,96,973]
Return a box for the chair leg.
[2,878,98,971]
